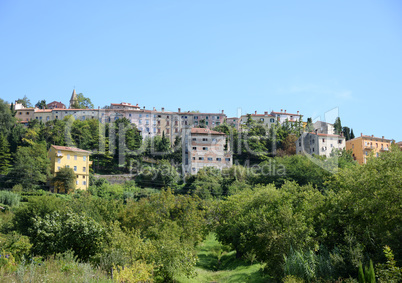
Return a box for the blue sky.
[1,0,401,141]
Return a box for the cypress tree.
[0,133,12,175]
[358,262,365,283]
[334,117,342,134]
[351,128,355,139]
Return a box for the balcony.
[363,145,373,150]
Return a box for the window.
[192,138,196,141]
[322,138,325,142]
[83,181,86,185]
[217,116,220,120]
[192,168,196,172]
[194,116,198,119]
[83,156,86,161]
[206,121,209,125]
[338,140,342,144]
[206,116,209,120]
[192,157,195,160]
[216,158,222,161]
[208,157,213,161]
[139,114,142,118]
[199,157,204,160]
[158,128,161,133]
[192,147,197,150]
[167,129,170,134]
[57,166,61,170]
[167,121,170,126]
[83,175,85,178]
[365,151,368,156]
[203,147,208,150]
[352,144,354,149]
[76,180,79,185]
[139,119,142,124]
[57,158,61,164]
[67,154,70,159]
[330,144,333,147]
[202,138,208,141]
[83,167,86,172]
[175,128,178,133]
[376,153,379,157]
[153,128,156,133]
[260,118,264,121]
[74,166,77,171]
[66,165,70,168]
[129,113,132,117]
[225,158,231,162]
[19,112,22,115]
[74,155,77,160]
[270,118,275,123]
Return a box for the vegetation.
[0,98,400,281]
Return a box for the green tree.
[350,128,355,139]
[334,117,342,134]
[305,117,314,132]
[71,93,94,109]
[16,95,32,108]
[29,211,105,261]
[35,100,47,109]
[0,98,16,136]
[52,167,76,193]
[6,143,50,190]
[0,133,12,174]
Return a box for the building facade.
[239,111,277,130]
[47,101,66,109]
[48,145,92,190]
[346,134,393,164]
[182,127,232,175]
[296,132,346,157]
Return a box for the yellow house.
[48,145,92,190]
[346,134,393,164]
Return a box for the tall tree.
[0,98,16,135]
[334,117,342,135]
[71,93,94,109]
[52,167,76,193]
[6,143,50,190]
[16,95,32,108]
[342,126,351,140]
[0,133,12,174]
[305,117,314,132]
[35,100,47,109]
[350,128,355,139]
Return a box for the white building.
[296,131,346,158]
[182,127,232,175]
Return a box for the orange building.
[346,134,393,164]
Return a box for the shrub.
[0,191,20,207]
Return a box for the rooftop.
[191,128,225,135]
[51,145,92,154]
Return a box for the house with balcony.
[48,145,92,190]
[182,127,232,174]
[296,130,345,158]
[346,134,393,164]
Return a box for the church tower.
[69,89,78,109]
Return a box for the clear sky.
[1,0,401,141]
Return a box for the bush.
[0,191,21,207]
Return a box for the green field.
[176,233,269,283]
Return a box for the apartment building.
[182,127,232,175]
[270,109,302,124]
[239,111,276,130]
[15,108,35,125]
[296,131,345,158]
[346,134,393,164]
[48,145,92,190]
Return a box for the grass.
[176,233,269,283]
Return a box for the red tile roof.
[191,128,225,135]
[51,145,92,154]
[309,132,344,138]
[271,111,301,116]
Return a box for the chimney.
[297,111,299,115]
[153,107,156,111]
[136,103,138,106]
[264,111,268,115]
[143,106,145,109]
[315,129,318,135]
[255,111,257,115]
[382,136,384,139]
[371,135,374,137]
[285,110,287,113]
[161,107,164,112]
[98,106,100,109]
[361,133,363,137]
[281,109,283,112]
[178,108,181,113]
[221,110,224,114]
